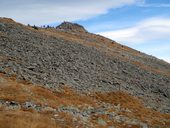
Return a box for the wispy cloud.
[138,44,170,63]
[98,17,170,45]
[144,45,170,53]
[163,58,170,63]
[156,55,170,63]
[98,17,170,63]
[0,0,142,25]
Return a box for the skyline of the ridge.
[0,0,170,63]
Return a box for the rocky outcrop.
[56,21,87,33]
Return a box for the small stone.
[43,106,55,112]
[140,123,148,128]
[108,126,115,128]
[54,114,58,118]
[97,118,107,126]
[24,102,35,108]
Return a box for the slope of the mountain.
[0,17,170,128]
[0,73,170,128]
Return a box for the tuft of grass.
[0,110,58,128]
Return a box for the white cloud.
[98,17,170,63]
[156,55,170,63]
[139,45,170,63]
[164,58,170,63]
[98,17,170,45]
[0,0,143,25]
[144,45,170,53]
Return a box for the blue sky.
[77,0,170,63]
[0,0,170,63]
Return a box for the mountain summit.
[56,21,87,33]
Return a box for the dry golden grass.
[132,60,168,76]
[94,91,170,126]
[0,18,15,23]
[95,91,143,109]
[0,73,170,128]
[0,73,97,108]
[0,105,80,128]
[0,109,59,128]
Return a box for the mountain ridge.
[0,17,170,128]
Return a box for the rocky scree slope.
[0,73,170,128]
[0,17,170,115]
